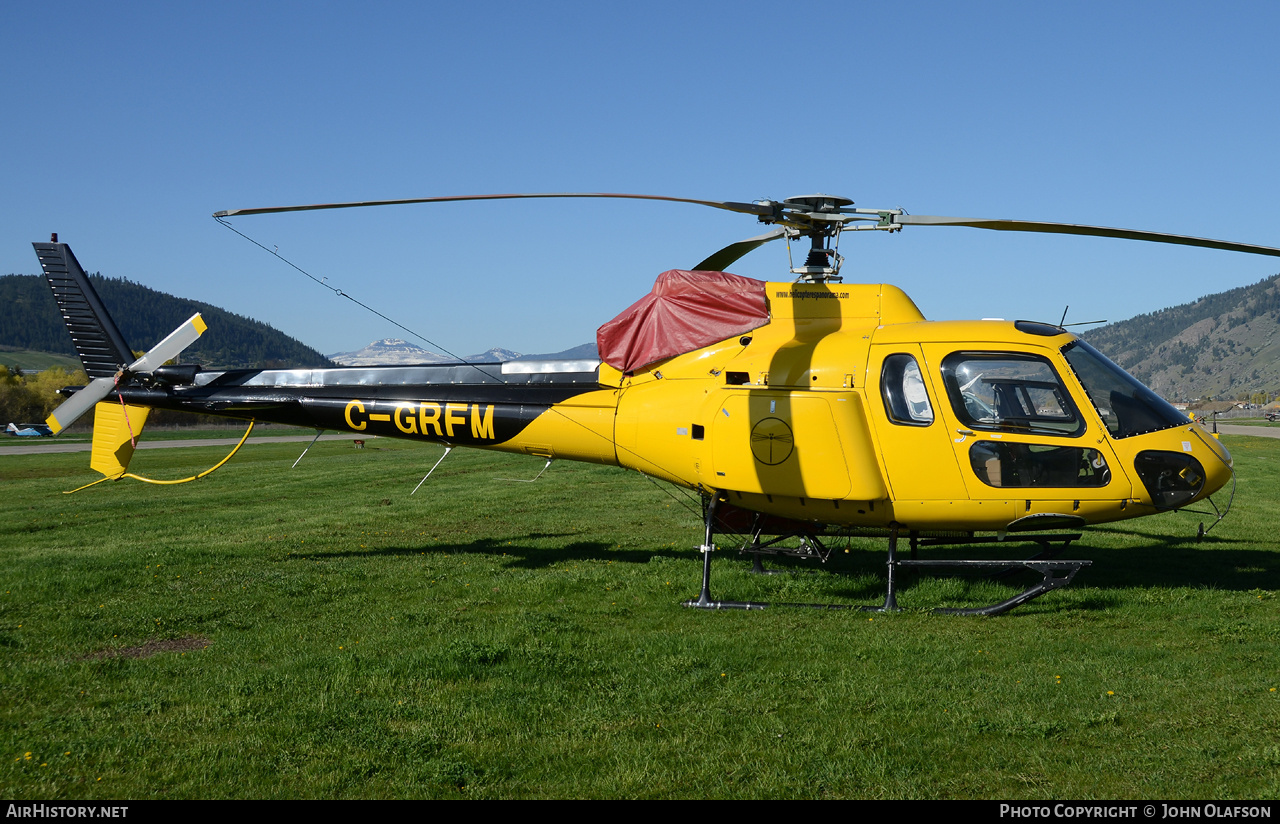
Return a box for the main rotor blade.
[215,193,774,218]
[694,228,788,271]
[895,215,1280,257]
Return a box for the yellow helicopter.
[35,193,1280,614]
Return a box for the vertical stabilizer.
[33,241,134,379]
[89,401,151,478]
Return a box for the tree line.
[0,365,87,424]
[0,273,332,368]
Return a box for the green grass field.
[1,434,1277,799]
[0,349,81,373]
[0,423,314,448]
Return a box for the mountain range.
[1,273,329,368]
[7,265,1280,402]
[328,339,518,365]
[1081,273,1280,402]
[335,276,1280,401]
[328,338,598,365]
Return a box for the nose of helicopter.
[1196,430,1235,498]
[1127,426,1233,509]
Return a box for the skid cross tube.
[682,520,1089,615]
[897,559,1092,616]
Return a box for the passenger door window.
[940,352,1082,437]
[881,353,934,425]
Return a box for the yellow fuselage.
[89,281,1231,534]
[517,282,1232,532]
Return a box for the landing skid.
[681,496,1090,616]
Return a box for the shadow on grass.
[694,528,1279,611]
[283,521,1278,613]
[290,534,691,568]
[1067,543,1280,591]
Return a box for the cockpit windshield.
[1060,340,1189,438]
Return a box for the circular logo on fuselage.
[750,417,794,465]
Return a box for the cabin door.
[921,345,1133,516]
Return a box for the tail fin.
[33,239,133,379]
[33,238,206,435]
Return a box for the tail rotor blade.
[45,313,207,434]
[128,314,207,373]
[46,377,117,435]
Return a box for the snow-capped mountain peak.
[328,340,525,366]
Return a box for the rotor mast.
[753,194,904,283]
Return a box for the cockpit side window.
[881,353,934,425]
[940,352,1083,437]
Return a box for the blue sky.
[3,2,1279,358]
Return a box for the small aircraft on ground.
[33,194,1280,614]
[6,422,53,437]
